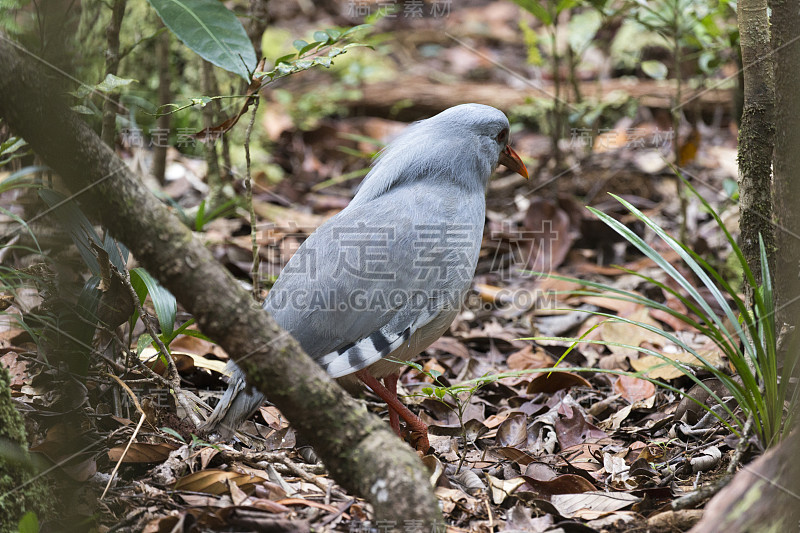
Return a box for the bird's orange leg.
[355,369,430,452]
[383,374,401,435]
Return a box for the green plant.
[402,361,494,471]
[527,177,796,449]
[129,267,209,361]
[513,0,586,168]
[160,427,218,450]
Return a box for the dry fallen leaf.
[107,442,178,463]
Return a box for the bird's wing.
[264,182,484,377]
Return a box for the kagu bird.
[204,104,528,451]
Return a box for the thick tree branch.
[0,35,441,528]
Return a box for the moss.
[0,365,53,533]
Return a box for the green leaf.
[299,41,322,55]
[511,0,552,25]
[341,24,370,38]
[38,189,103,275]
[313,56,332,68]
[401,360,424,371]
[162,318,202,344]
[0,136,26,156]
[130,267,177,337]
[190,96,214,107]
[295,59,313,70]
[275,54,295,65]
[195,199,206,232]
[555,0,579,14]
[422,387,434,396]
[434,388,446,399]
[17,511,39,533]
[0,206,42,254]
[136,333,154,356]
[313,30,330,43]
[641,60,668,80]
[0,166,46,195]
[722,178,739,200]
[343,43,372,51]
[95,73,137,93]
[176,327,211,342]
[71,105,96,115]
[293,39,308,51]
[160,426,186,442]
[275,63,295,75]
[146,0,257,81]
[568,10,602,53]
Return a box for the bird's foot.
[356,369,431,454]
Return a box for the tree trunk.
[0,366,54,532]
[737,0,775,298]
[100,0,127,148]
[687,429,800,532]
[151,25,170,185]
[0,36,442,530]
[772,0,800,376]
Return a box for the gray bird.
[204,103,527,450]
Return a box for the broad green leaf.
[95,73,137,93]
[136,333,154,356]
[146,0,257,81]
[568,10,602,53]
[313,56,332,68]
[130,267,177,337]
[189,96,213,106]
[293,39,308,51]
[299,41,323,55]
[71,105,95,115]
[17,512,39,533]
[275,63,295,75]
[275,54,295,65]
[511,0,552,25]
[0,136,26,156]
[555,0,579,14]
[641,60,668,80]
[313,30,330,43]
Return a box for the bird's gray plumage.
[204,104,513,437]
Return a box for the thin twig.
[102,372,147,499]
[244,94,261,297]
[671,414,754,510]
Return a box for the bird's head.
[353,104,528,203]
[430,103,528,181]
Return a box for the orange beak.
[498,145,528,179]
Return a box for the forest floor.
[0,1,756,531]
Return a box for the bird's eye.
[496,128,508,144]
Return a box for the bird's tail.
[202,361,265,439]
